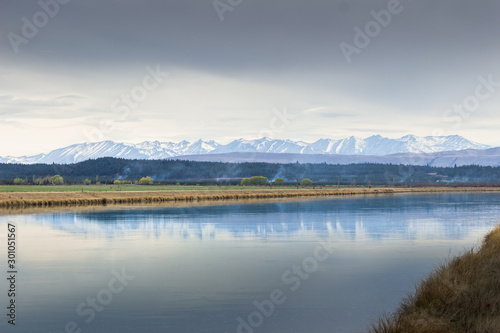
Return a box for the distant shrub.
[13,178,26,185]
[113,180,122,185]
[35,176,51,185]
[241,176,268,186]
[51,175,64,185]
[250,176,268,186]
[300,178,313,186]
[274,178,284,186]
[138,176,154,185]
[83,179,92,185]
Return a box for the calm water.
[1,193,500,333]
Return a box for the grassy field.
[369,224,500,332]
[3,184,500,193]
[0,187,398,208]
[0,184,305,192]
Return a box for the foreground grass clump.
[369,225,500,333]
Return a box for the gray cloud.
[1,0,500,155]
[303,107,357,118]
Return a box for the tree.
[138,176,154,185]
[274,178,284,186]
[241,176,268,186]
[83,179,92,185]
[249,176,268,186]
[13,178,25,185]
[113,180,122,185]
[51,175,64,185]
[35,177,50,185]
[300,178,313,186]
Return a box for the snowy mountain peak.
[0,135,491,165]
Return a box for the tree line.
[1,157,500,186]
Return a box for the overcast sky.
[1,0,500,156]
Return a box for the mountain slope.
[0,135,491,165]
[168,147,500,167]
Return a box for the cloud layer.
[1,0,500,155]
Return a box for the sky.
[1,0,500,156]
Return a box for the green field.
[0,185,312,193]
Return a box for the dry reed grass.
[0,187,499,209]
[368,224,500,333]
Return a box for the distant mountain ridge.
[168,147,500,167]
[0,135,491,165]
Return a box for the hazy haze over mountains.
[171,148,500,168]
[0,135,491,165]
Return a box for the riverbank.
[1,186,500,208]
[369,224,500,332]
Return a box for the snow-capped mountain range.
[0,135,491,165]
